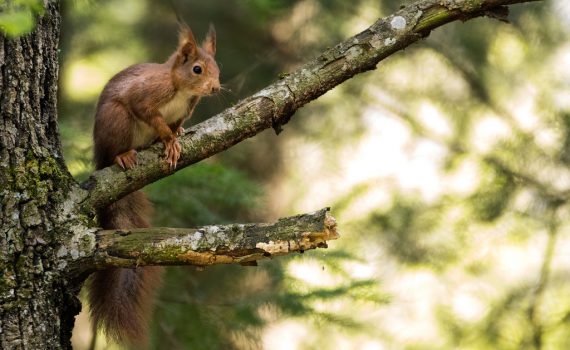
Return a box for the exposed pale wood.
[91,208,338,269]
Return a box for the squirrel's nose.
[211,84,220,94]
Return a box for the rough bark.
[88,208,337,269]
[81,0,542,212]
[0,2,88,349]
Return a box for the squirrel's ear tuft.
[202,24,216,56]
[177,24,198,62]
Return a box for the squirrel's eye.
[193,65,202,74]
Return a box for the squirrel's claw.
[114,149,137,170]
[164,139,181,170]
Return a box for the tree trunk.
[0,2,80,349]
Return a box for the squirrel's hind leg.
[114,149,137,170]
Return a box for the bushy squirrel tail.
[87,191,163,346]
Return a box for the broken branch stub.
[93,208,338,269]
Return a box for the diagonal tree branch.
[79,208,338,271]
[79,0,542,211]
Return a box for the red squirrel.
[88,24,220,346]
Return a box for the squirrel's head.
[172,24,220,95]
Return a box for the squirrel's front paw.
[176,126,185,136]
[114,149,137,170]
[163,138,181,170]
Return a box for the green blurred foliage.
[368,196,460,269]
[146,163,263,227]
[0,0,44,37]
[152,254,387,349]
[469,163,517,222]
[58,0,570,349]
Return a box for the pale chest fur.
[131,90,192,149]
[158,90,192,123]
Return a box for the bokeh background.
[23,0,570,348]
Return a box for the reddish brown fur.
[88,24,219,346]
[88,192,162,345]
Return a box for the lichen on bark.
[0,2,85,349]
[88,208,338,269]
